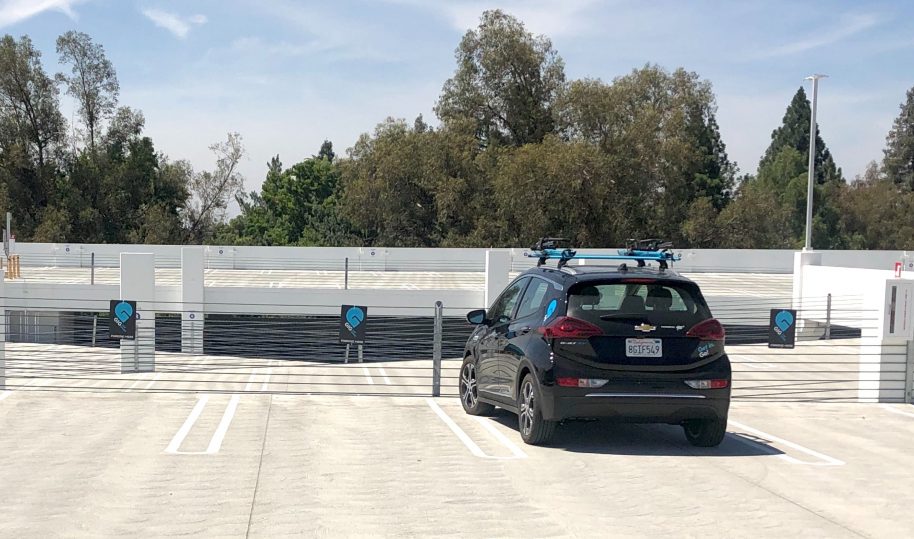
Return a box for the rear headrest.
[646,287,673,309]
[573,286,601,307]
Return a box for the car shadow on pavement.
[487,410,783,457]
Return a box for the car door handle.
[517,326,532,336]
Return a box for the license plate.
[626,338,662,357]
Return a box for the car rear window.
[567,280,711,331]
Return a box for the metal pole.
[90,252,95,285]
[432,301,443,397]
[92,314,97,347]
[344,343,350,364]
[357,344,363,364]
[824,293,832,340]
[344,257,349,290]
[804,74,827,251]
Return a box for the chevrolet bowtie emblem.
[634,323,656,332]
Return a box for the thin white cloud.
[141,8,207,39]
[756,13,879,58]
[0,0,87,27]
[386,0,602,38]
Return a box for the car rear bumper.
[539,354,731,422]
[540,391,730,423]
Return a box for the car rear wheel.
[683,417,727,447]
[459,358,495,416]
[518,374,556,445]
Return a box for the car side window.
[488,278,528,325]
[515,278,551,320]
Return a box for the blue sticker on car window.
[544,299,557,321]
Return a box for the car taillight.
[686,318,725,341]
[556,377,608,388]
[685,379,729,390]
[538,316,603,339]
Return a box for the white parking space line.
[165,396,210,454]
[427,399,486,458]
[376,367,392,385]
[0,390,11,402]
[473,417,528,459]
[206,394,241,454]
[259,366,273,392]
[143,373,161,390]
[362,366,375,385]
[426,399,525,460]
[728,420,845,466]
[882,404,914,419]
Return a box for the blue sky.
[2,0,914,194]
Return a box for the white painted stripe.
[127,375,149,390]
[729,420,845,466]
[427,399,486,458]
[362,366,374,385]
[206,394,241,454]
[377,367,391,385]
[260,367,273,392]
[882,404,914,419]
[165,396,210,453]
[243,371,259,392]
[0,390,11,402]
[143,373,161,390]
[474,417,528,459]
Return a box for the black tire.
[683,417,727,447]
[459,357,495,416]
[517,374,556,445]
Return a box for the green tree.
[435,9,565,147]
[557,66,735,241]
[883,86,914,190]
[836,162,914,249]
[0,34,66,237]
[341,119,442,246]
[56,30,119,150]
[0,35,66,169]
[759,87,842,184]
[185,132,245,243]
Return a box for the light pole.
[803,74,827,251]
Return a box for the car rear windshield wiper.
[598,314,650,322]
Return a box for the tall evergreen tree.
[759,87,842,184]
[883,86,914,190]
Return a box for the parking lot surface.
[2,346,913,538]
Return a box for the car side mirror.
[466,309,488,326]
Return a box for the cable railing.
[0,294,906,402]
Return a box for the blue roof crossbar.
[524,240,681,271]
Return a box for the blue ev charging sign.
[109,300,137,340]
[339,305,368,344]
[768,309,796,349]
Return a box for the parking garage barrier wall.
[12,242,911,274]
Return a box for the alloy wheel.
[519,380,535,436]
[460,363,478,409]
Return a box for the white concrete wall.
[14,242,911,274]
[799,265,892,337]
[120,253,155,372]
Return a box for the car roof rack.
[524,237,681,271]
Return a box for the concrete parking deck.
[1,388,913,538]
[1,342,912,538]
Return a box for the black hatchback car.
[460,256,730,446]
